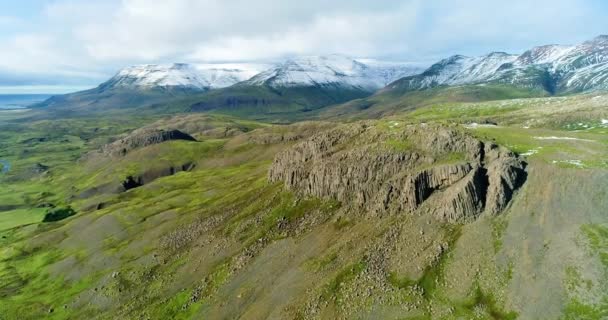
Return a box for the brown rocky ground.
[1,119,606,320]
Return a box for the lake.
[0,160,9,173]
[0,94,52,110]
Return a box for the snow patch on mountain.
[356,59,425,86]
[392,35,608,94]
[108,63,212,90]
[514,45,575,66]
[102,57,421,92]
[104,63,268,91]
[455,53,519,83]
[194,63,270,88]
[245,54,422,91]
[390,53,517,90]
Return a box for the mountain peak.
[586,35,608,46]
[429,55,468,68]
[387,36,608,95]
[167,62,191,69]
[486,51,511,57]
[515,44,574,65]
[245,55,422,90]
[101,63,261,92]
[447,54,468,61]
[107,63,210,91]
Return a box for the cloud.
[0,15,23,26]
[415,0,605,55]
[0,85,95,94]
[186,7,420,62]
[0,33,107,84]
[66,0,606,63]
[0,0,606,88]
[73,0,417,62]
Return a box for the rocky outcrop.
[121,162,196,191]
[32,163,50,174]
[483,143,528,215]
[77,162,196,200]
[269,123,526,222]
[242,121,337,145]
[136,114,255,139]
[102,128,196,157]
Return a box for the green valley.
[1,87,608,319]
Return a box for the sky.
[0,0,606,93]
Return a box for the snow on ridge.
[356,58,425,86]
[403,35,608,92]
[245,54,369,88]
[244,54,422,90]
[410,52,518,88]
[194,63,270,88]
[111,63,212,89]
[514,44,575,66]
[453,52,518,84]
[107,57,422,92]
[109,63,267,90]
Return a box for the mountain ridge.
[99,63,257,91]
[77,56,423,94]
[386,35,608,95]
[244,54,421,91]
[34,55,423,117]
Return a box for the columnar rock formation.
[269,122,526,222]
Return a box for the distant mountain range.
[95,55,421,93]
[387,35,608,95]
[243,54,420,91]
[36,36,608,119]
[98,63,267,91]
[36,55,423,117]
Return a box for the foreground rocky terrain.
[269,123,526,222]
[1,96,607,319]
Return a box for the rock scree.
[269,122,527,222]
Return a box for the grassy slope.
[34,86,209,111]
[379,92,608,318]
[320,84,549,120]
[182,84,373,123]
[0,112,264,230]
[1,91,608,319]
[34,84,373,124]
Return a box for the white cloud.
[0,33,106,82]
[0,85,95,94]
[0,15,23,26]
[183,6,421,62]
[71,0,418,62]
[0,0,606,88]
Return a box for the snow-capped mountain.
[244,54,422,91]
[389,35,608,94]
[99,63,262,91]
[38,57,422,112]
[98,57,421,94]
[357,59,425,87]
[194,63,270,88]
[100,63,212,91]
[391,52,518,90]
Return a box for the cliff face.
[269,122,526,222]
[102,128,197,157]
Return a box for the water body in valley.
[0,94,52,110]
[0,160,10,173]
